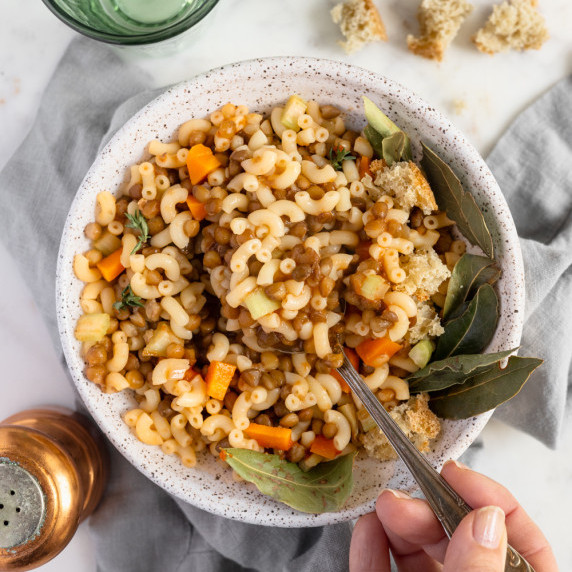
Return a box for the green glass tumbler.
[41,0,219,46]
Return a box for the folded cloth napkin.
[1,36,571,571]
[486,75,572,448]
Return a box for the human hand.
[350,460,558,571]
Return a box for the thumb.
[443,506,507,572]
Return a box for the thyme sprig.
[328,145,356,171]
[125,209,149,254]
[113,285,144,312]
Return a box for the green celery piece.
[281,95,307,131]
[244,288,281,320]
[408,340,435,369]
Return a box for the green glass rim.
[40,0,219,46]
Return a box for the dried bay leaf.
[221,448,355,513]
[382,131,411,165]
[428,357,543,419]
[443,254,501,320]
[364,125,385,160]
[363,97,412,162]
[421,143,494,259]
[363,96,403,138]
[434,283,499,360]
[408,349,515,393]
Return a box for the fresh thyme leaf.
[125,209,150,254]
[113,285,144,312]
[329,146,356,171]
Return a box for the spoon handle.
[337,353,534,571]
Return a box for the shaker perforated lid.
[0,408,108,572]
[0,463,46,550]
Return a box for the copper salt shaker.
[0,407,108,571]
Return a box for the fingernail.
[445,459,468,470]
[381,488,410,499]
[473,506,505,549]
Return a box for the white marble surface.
[1,0,571,569]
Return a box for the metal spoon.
[336,350,534,572]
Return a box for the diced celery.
[280,95,307,131]
[358,274,390,301]
[357,408,377,433]
[244,289,281,320]
[142,322,183,358]
[74,313,110,342]
[93,231,122,256]
[408,339,435,369]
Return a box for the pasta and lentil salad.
[73,95,468,484]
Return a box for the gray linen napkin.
[1,36,571,571]
[486,76,572,448]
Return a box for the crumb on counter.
[452,98,467,115]
[473,0,549,54]
[331,0,388,54]
[407,0,473,62]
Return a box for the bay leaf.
[382,132,410,166]
[363,96,403,138]
[221,448,355,513]
[443,254,500,320]
[434,283,499,360]
[363,96,412,161]
[421,143,494,259]
[364,125,385,160]
[428,356,543,419]
[408,348,515,393]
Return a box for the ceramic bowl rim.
[56,56,525,526]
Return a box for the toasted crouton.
[406,301,445,344]
[374,161,438,215]
[407,0,473,62]
[361,394,441,461]
[473,0,549,54]
[396,249,451,299]
[331,0,388,54]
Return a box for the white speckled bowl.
[56,57,525,527]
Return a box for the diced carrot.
[345,347,360,370]
[355,240,372,261]
[186,196,207,221]
[358,156,372,179]
[356,337,403,368]
[331,347,360,393]
[310,435,341,460]
[244,423,293,451]
[186,143,221,185]
[205,361,236,400]
[96,247,124,282]
[219,449,227,461]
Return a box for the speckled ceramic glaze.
[56,57,525,527]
